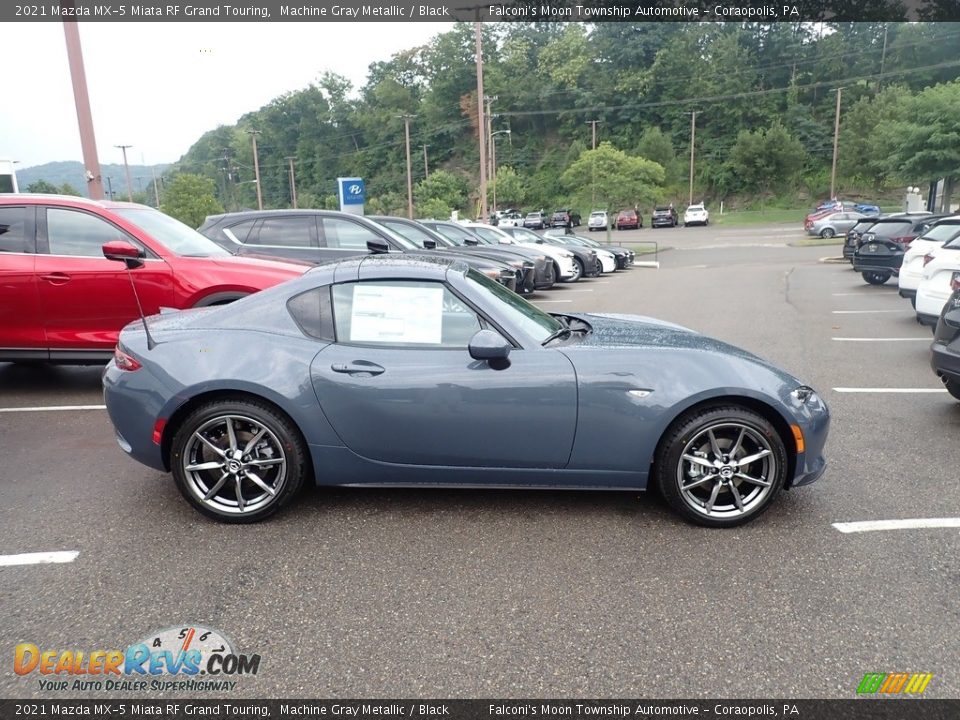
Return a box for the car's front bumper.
[931,336,960,384]
[786,395,831,489]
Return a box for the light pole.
[399,114,415,219]
[285,156,298,209]
[422,144,429,179]
[247,130,263,210]
[687,111,698,207]
[474,22,488,223]
[115,145,133,202]
[830,87,844,200]
[490,129,511,213]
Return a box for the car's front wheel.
[862,271,891,285]
[944,378,960,401]
[820,227,835,238]
[170,399,307,523]
[655,406,788,528]
[565,257,583,283]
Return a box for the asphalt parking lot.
[1,223,958,699]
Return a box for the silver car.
[809,211,868,238]
[588,210,608,231]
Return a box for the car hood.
[203,255,312,275]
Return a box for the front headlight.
[481,267,501,281]
[559,250,574,259]
[791,386,820,405]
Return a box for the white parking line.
[832,518,960,534]
[531,300,573,304]
[831,292,900,297]
[832,310,904,314]
[833,387,947,393]
[0,405,106,413]
[554,289,594,293]
[0,551,79,567]
[831,337,931,342]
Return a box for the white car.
[915,236,960,327]
[588,211,609,231]
[461,222,578,281]
[898,217,960,306]
[683,203,709,226]
[496,211,523,228]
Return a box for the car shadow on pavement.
[0,362,104,398]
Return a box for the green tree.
[560,142,664,212]
[728,122,806,201]
[26,180,59,194]
[491,166,525,209]
[416,197,451,220]
[160,174,224,229]
[414,169,469,211]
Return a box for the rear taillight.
[114,347,141,371]
[892,236,913,246]
[923,253,935,267]
[952,272,960,293]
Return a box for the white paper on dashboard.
[350,285,443,344]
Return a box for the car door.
[310,279,577,469]
[0,204,44,355]
[35,205,174,355]
[236,215,321,263]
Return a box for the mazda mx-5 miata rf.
[102,246,830,528]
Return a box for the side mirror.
[423,239,437,250]
[943,307,960,330]
[366,238,390,254]
[469,329,511,365]
[464,238,479,246]
[102,240,145,269]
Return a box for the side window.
[222,219,258,245]
[287,286,334,341]
[321,218,382,250]
[0,206,28,253]
[46,208,137,257]
[331,281,481,348]
[249,217,317,248]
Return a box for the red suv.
[616,209,641,230]
[0,195,306,364]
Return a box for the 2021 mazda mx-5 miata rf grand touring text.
[103,249,829,528]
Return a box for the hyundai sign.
[337,177,365,215]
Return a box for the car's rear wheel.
[820,227,835,238]
[862,271,891,285]
[170,399,307,523]
[565,257,583,283]
[944,379,960,401]
[655,406,788,528]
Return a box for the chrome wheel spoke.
[203,472,230,501]
[735,471,771,488]
[246,457,283,468]
[225,417,239,453]
[244,469,277,497]
[704,481,721,514]
[235,475,246,512]
[195,432,226,458]
[242,427,267,454]
[185,460,226,472]
[736,449,771,467]
[683,453,715,470]
[730,484,745,511]
[729,428,746,459]
[707,429,723,459]
[682,473,717,491]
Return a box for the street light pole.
[687,111,697,206]
[285,156,298,209]
[422,144,429,179]
[247,130,263,210]
[586,119,601,150]
[400,115,414,219]
[830,87,844,200]
[490,130,511,213]
[474,21,488,223]
[115,145,134,202]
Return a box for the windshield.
[919,222,960,243]
[507,227,542,243]
[114,208,230,257]
[430,223,474,246]
[380,220,451,248]
[472,227,504,244]
[464,268,561,342]
[869,221,911,238]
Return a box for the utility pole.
[422,144,429,179]
[150,166,160,206]
[474,21,488,223]
[62,11,104,200]
[247,130,263,210]
[485,95,497,197]
[687,111,697,206]
[879,25,889,80]
[398,114,415,219]
[490,130,511,214]
[105,176,114,200]
[586,120,601,150]
[114,145,134,202]
[830,88,844,200]
[285,156,298,208]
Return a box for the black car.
[852,215,950,285]
[546,231,636,269]
[197,209,519,291]
[651,205,679,228]
[496,225,601,281]
[931,287,960,401]
[419,219,556,290]
[551,208,582,229]
[843,217,879,261]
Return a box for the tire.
[820,227,836,239]
[654,405,788,528]
[170,399,307,523]
[595,260,603,275]
[862,271,891,285]
[945,378,960,401]
[565,257,584,283]
[910,296,917,309]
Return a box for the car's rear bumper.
[931,339,960,383]
[898,288,917,300]
[917,312,940,327]
[852,256,902,273]
[102,359,168,472]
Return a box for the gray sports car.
[102,252,829,528]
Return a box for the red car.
[0,195,307,364]
[616,209,641,230]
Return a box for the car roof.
[0,193,148,211]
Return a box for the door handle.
[331,361,385,376]
[40,273,71,285]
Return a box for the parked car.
[931,287,960,400]
[916,234,960,328]
[852,215,948,285]
[544,228,635,268]
[651,206,679,228]
[523,211,548,230]
[587,211,609,231]
[496,211,524,228]
[615,209,641,230]
[808,211,868,239]
[0,195,307,364]
[551,208,581,228]
[683,203,709,227]
[419,219,555,291]
[102,253,830,527]
[461,222,581,283]
[536,232,618,274]
[843,217,880,261]
[898,217,960,306]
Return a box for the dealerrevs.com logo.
[14,626,260,692]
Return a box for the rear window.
[0,206,27,253]
[869,221,911,238]
[919,223,960,243]
[655,206,670,212]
